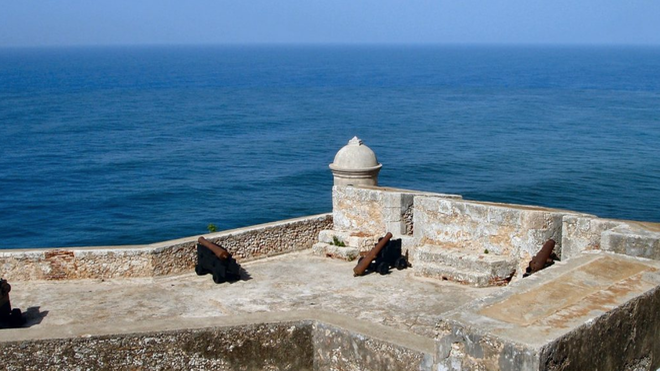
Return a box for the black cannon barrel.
[1,279,11,310]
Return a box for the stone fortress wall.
[0,214,332,281]
[315,184,660,285]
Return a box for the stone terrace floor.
[4,251,500,344]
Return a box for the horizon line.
[2,41,660,50]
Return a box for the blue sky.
[1,0,659,47]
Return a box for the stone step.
[413,245,517,287]
[413,261,496,287]
[312,242,359,261]
[415,244,517,278]
[318,230,378,251]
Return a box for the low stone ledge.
[0,213,332,281]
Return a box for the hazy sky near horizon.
[2,1,659,47]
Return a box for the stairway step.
[413,261,512,287]
[415,245,517,277]
[312,242,359,261]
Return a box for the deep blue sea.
[1,45,659,249]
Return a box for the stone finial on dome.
[329,137,382,187]
[348,136,363,146]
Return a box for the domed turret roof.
[329,136,382,171]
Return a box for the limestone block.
[318,229,378,251]
[318,230,351,245]
[332,186,385,234]
[414,245,518,287]
[332,186,451,237]
[312,242,359,261]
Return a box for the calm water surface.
[0,45,659,248]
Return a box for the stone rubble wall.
[0,214,332,281]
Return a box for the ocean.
[0,45,659,249]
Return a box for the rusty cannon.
[353,232,409,276]
[0,278,25,328]
[196,237,241,284]
[523,239,557,277]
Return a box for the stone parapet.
[332,185,461,236]
[560,215,624,259]
[413,197,588,277]
[562,216,660,261]
[0,214,332,281]
[413,197,579,257]
[323,184,660,284]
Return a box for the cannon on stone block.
[195,237,241,284]
[1,278,25,328]
[354,232,409,276]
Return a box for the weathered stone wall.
[560,215,624,260]
[0,248,157,281]
[0,322,314,371]
[414,196,575,260]
[327,185,660,277]
[562,216,660,261]
[435,318,540,371]
[332,185,460,236]
[206,214,332,261]
[432,252,660,371]
[0,319,435,371]
[538,280,660,371]
[313,322,434,371]
[0,214,332,281]
[601,223,660,261]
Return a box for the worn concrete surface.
[3,250,498,344]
